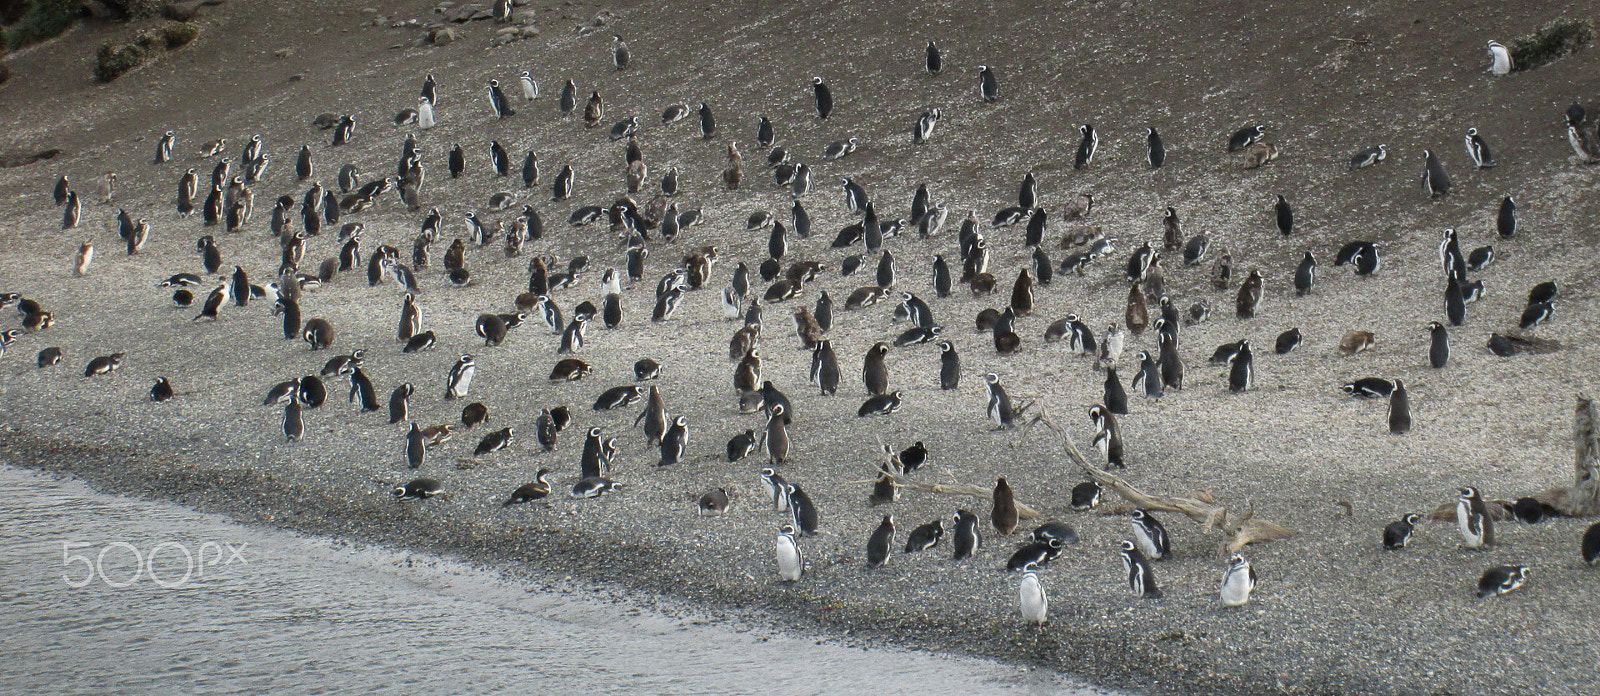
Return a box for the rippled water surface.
[0,465,1110,695]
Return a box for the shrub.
[1509,19,1593,72]
[91,21,200,83]
[160,21,198,49]
[93,41,145,83]
[6,0,86,50]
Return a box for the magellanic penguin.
[388,383,414,424]
[1388,378,1411,434]
[283,401,305,442]
[992,477,1019,536]
[444,354,476,400]
[786,481,819,536]
[1236,269,1263,318]
[405,422,427,469]
[1073,124,1098,169]
[1132,350,1162,399]
[1383,513,1421,550]
[1090,404,1125,468]
[1583,521,1600,565]
[776,525,804,581]
[1227,124,1265,153]
[1130,509,1170,560]
[1464,127,1495,168]
[1422,149,1451,197]
[1293,252,1315,295]
[812,77,833,120]
[977,65,998,102]
[1476,565,1527,598]
[658,415,688,466]
[952,509,982,560]
[1219,554,1257,607]
[1485,40,1512,75]
[1146,127,1166,169]
[1019,571,1049,624]
[1457,485,1495,549]
[866,515,895,567]
[938,341,960,390]
[394,478,445,500]
[1349,144,1387,170]
[1120,540,1162,598]
[1428,321,1450,368]
[763,403,790,464]
[984,372,1013,429]
[904,518,944,553]
[1228,339,1254,393]
[925,40,942,74]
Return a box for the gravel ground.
[2,0,1599,694]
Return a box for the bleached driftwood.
[1033,411,1295,557]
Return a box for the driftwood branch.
[1032,411,1295,556]
[1537,394,1600,517]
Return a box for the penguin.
[444,354,476,400]
[1120,540,1162,598]
[764,403,790,464]
[1388,379,1411,434]
[1349,144,1387,170]
[552,165,574,201]
[1271,194,1295,235]
[473,427,514,456]
[1290,251,1316,296]
[1228,339,1254,393]
[1463,128,1495,168]
[1090,405,1125,468]
[1426,321,1451,369]
[812,77,832,119]
[570,477,620,499]
[1132,351,1162,399]
[1341,377,1393,398]
[155,130,174,164]
[557,78,576,113]
[594,385,645,411]
[1383,513,1422,550]
[302,317,335,350]
[388,383,414,424]
[347,368,380,412]
[1100,366,1130,415]
[73,241,93,276]
[1528,281,1559,305]
[866,515,895,567]
[1219,554,1258,607]
[394,478,445,500]
[991,477,1019,536]
[1352,243,1380,276]
[1007,538,1064,571]
[264,379,301,405]
[1422,149,1451,197]
[503,469,553,507]
[776,525,804,581]
[37,347,63,369]
[862,342,890,395]
[925,40,942,75]
[698,102,716,139]
[558,315,589,353]
[150,377,174,403]
[1009,268,1034,316]
[1444,276,1467,327]
[297,375,327,409]
[913,108,941,145]
[1227,124,1265,152]
[726,429,757,463]
[1070,481,1101,511]
[658,416,688,466]
[1583,521,1600,565]
[983,372,1013,429]
[1073,124,1098,169]
[1485,40,1512,75]
[61,190,80,230]
[858,391,904,417]
[487,79,516,119]
[1476,565,1528,598]
[1158,331,1184,391]
[448,144,466,179]
[951,509,982,560]
[977,64,998,102]
[786,481,819,536]
[1457,485,1495,549]
[1466,245,1493,272]
[1236,269,1263,318]
[1146,127,1166,169]
[759,467,791,511]
[405,422,427,469]
[403,331,436,353]
[1129,509,1170,561]
[1520,301,1554,330]
[283,402,305,442]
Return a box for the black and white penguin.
[297,375,327,409]
[658,416,688,466]
[403,331,436,353]
[149,377,174,403]
[812,76,832,120]
[1427,321,1450,369]
[1103,367,1129,415]
[858,391,903,417]
[1583,521,1600,565]
[866,515,896,567]
[1290,252,1316,296]
[347,368,380,412]
[488,79,515,119]
[774,525,804,582]
[1146,127,1166,169]
[444,355,476,400]
[1520,300,1554,331]
[977,65,998,102]
[394,477,444,500]
[1119,540,1162,598]
[388,383,414,424]
[1219,554,1257,607]
[935,340,960,391]
[1227,124,1264,153]
[1228,339,1254,392]
[984,373,1013,429]
[553,165,574,202]
[786,481,818,535]
[1388,378,1411,434]
[1073,124,1098,169]
[1132,350,1162,399]
[571,477,620,499]
[1273,195,1295,236]
[302,317,334,350]
[1422,149,1451,197]
[1126,242,1154,282]
[1129,509,1170,560]
[1070,481,1101,510]
[764,405,791,464]
[1383,513,1422,549]
[925,40,942,74]
[1349,143,1386,170]
[1475,565,1528,598]
[1090,404,1125,468]
[952,509,982,560]
[1463,128,1495,168]
[473,427,514,456]
[1008,538,1065,571]
[283,401,305,442]
[1457,485,1495,549]
[402,422,427,469]
[698,102,716,139]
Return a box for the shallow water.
[0,465,1109,695]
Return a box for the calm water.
[0,465,1107,695]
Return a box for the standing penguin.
[812,77,832,120]
[862,342,890,395]
[284,402,304,442]
[612,35,629,69]
[418,97,435,129]
[1019,571,1049,624]
[1236,269,1263,318]
[984,373,1013,429]
[938,340,960,390]
[1486,40,1512,75]
[764,403,790,464]
[977,65,998,102]
[1388,378,1411,434]
[1457,486,1495,549]
[659,416,688,466]
[559,79,576,113]
[1274,195,1294,235]
[1119,540,1162,598]
[445,354,476,400]
[519,71,537,100]
[1132,350,1162,399]
[388,383,414,424]
[1073,124,1098,169]
[74,241,94,276]
[1445,276,1466,326]
[1428,321,1450,368]
[1228,339,1254,392]
[488,80,515,119]
[925,40,942,75]
[1293,252,1316,296]
[1422,149,1451,198]
[1497,197,1517,239]
[991,477,1018,536]
[1463,128,1495,168]
[1146,127,1166,169]
[1010,269,1034,316]
[583,91,604,128]
[776,525,804,581]
[698,102,716,139]
[405,422,426,469]
[1219,554,1257,607]
[1130,509,1170,561]
[866,515,895,567]
[952,509,982,560]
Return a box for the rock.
[428,27,457,44]
[520,25,539,37]
[496,26,518,36]
[163,0,204,20]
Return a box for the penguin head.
[1119,540,1137,552]
[1403,513,1422,526]
[1459,486,1480,500]
[812,76,824,85]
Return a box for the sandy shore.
[3,0,1599,693]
